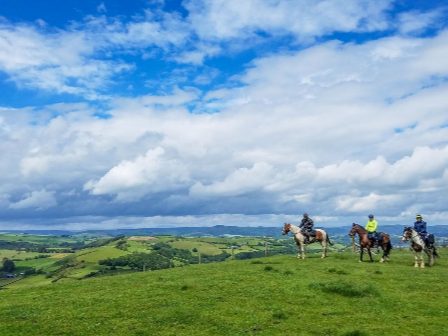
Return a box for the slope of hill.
[1,249,447,336]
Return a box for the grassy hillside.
[1,248,447,336]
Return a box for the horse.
[402,227,438,268]
[348,224,392,263]
[282,223,334,259]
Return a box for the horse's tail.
[432,246,440,258]
[325,231,334,246]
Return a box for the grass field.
[1,248,447,336]
[169,240,224,255]
[0,249,50,260]
[0,233,80,245]
[75,246,130,263]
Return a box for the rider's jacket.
[365,220,378,232]
[299,217,314,231]
[414,221,427,234]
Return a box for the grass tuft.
[327,268,349,275]
[264,266,277,272]
[180,285,189,291]
[334,253,351,260]
[251,260,263,264]
[283,270,294,275]
[342,330,368,336]
[309,280,380,298]
[272,311,287,320]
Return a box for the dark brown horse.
[348,224,392,263]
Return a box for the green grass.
[126,240,152,253]
[1,249,448,335]
[0,233,80,245]
[3,275,53,289]
[169,240,223,255]
[14,257,59,271]
[75,246,129,263]
[0,249,50,260]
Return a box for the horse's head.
[282,223,292,235]
[348,223,359,237]
[402,227,412,242]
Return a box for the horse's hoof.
[421,265,425,268]
[358,260,363,263]
[379,259,384,263]
[414,265,419,268]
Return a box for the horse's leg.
[429,248,434,267]
[368,247,373,263]
[385,243,390,262]
[413,250,419,268]
[359,245,364,262]
[301,242,306,259]
[296,242,301,259]
[380,243,387,263]
[379,245,384,263]
[420,251,425,268]
[321,238,326,258]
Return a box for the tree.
[2,258,15,272]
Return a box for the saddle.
[367,232,382,242]
[422,234,435,247]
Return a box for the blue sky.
[1,0,448,229]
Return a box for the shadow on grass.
[309,280,380,298]
[327,267,349,275]
[342,331,368,336]
[264,266,278,272]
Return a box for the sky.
[1,0,448,230]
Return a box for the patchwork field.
[75,246,130,263]
[1,248,447,336]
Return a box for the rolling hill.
[1,248,447,336]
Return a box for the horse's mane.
[353,223,367,233]
[353,223,367,232]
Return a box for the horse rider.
[413,215,439,256]
[299,213,315,243]
[413,215,428,242]
[365,214,381,247]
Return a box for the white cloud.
[85,147,191,201]
[2,28,448,227]
[97,3,107,13]
[9,190,57,210]
[0,0,402,95]
[185,0,393,42]
[190,162,274,197]
[397,10,445,35]
[0,21,132,99]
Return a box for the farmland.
[0,232,350,291]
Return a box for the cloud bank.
[0,0,447,229]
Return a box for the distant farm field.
[1,248,447,336]
[75,246,129,263]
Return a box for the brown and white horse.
[348,224,392,263]
[402,227,437,268]
[282,223,333,259]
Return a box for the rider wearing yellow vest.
[365,214,381,245]
[365,215,378,232]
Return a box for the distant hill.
[3,224,448,238]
